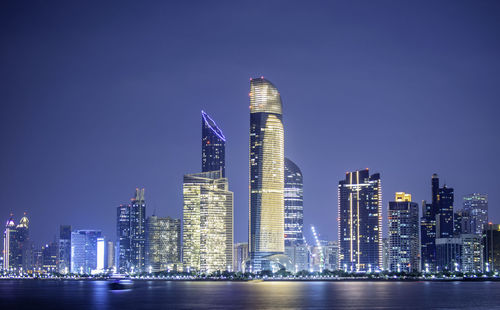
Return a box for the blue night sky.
[1,1,499,246]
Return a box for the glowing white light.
[97,238,105,271]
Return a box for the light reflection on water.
[1,280,500,309]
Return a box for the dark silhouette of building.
[484,223,500,272]
[58,225,72,274]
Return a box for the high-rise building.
[437,185,454,238]
[2,214,31,273]
[117,188,146,273]
[324,241,340,271]
[201,110,226,177]
[284,244,309,273]
[233,242,249,272]
[382,237,390,271]
[146,216,181,272]
[71,230,102,274]
[420,174,454,272]
[107,241,115,271]
[338,169,382,272]
[436,237,462,272]
[183,171,233,273]
[284,158,304,247]
[484,223,500,272]
[249,77,285,272]
[3,216,17,271]
[388,192,420,273]
[462,193,488,236]
[461,234,483,273]
[42,241,58,273]
[58,225,72,274]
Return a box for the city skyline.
[1,1,499,247]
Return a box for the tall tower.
[117,188,146,272]
[201,111,226,177]
[182,171,233,273]
[3,215,16,271]
[462,193,488,235]
[284,157,303,246]
[388,192,420,272]
[338,169,382,272]
[249,77,285,272]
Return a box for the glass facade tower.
[201,110,226,177]
[462,193,488,235]
[117,188,146,273]
[58,225,72,274]
[338,169,382,272]
[249,77,285,272]
[182,171,233,273]
[284,157,303,246]
[70,230,102,274]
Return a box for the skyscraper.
[249,77,285,272]
[146,215,181,272]
[71,230,102,274]
[2,213,31,273]
[58,225,72,274]
[484,223,500,272]
[420,174,454,272]
[117,188,146,273]
[388,192,420,273]
[462,193,488,235]
[3,216,17,271]
[201,110,226,177]
[233,242,249,272]
[338,169,382,272]
[182,171,233,273]
[284,158,303,247]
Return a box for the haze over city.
[1,0,499,248]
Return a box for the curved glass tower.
[284,158,303,246]
[201,111,226,177]
[249,77,285,272]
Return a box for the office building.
[324,241,339,271]
[462,193,488,235]
[42,242,58,273]
[388,192,420,273]
[201,110,226,177]
[461,234,483,273]
[436,237,462,272]
[249,77,285,272]
[3,213,31,272]
[117,188,146,273]
[233,242,249,272]
[285,243,309,273]
[107,241,115,270]
[484,223,500,272]
[58,225,72,274]
[338,169,382,272]
[284,158,304,247]
[146,215,181,272]
[71,230,102,274]
[183,171,233,273]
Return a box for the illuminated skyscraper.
[71,230,102,274]
[117,188,146,272]
[202,111,226,177]
[338,169,382,272]
[2,213,31,272]
[182,171,233,273]
[284,158,303,246]
[462,193,488,235]
[3,215,17,271]
[233,242,249,272]
[249,77,285,272]
[146,216,181,272]
[388,192,419,273]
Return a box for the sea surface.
[1,279,500,309]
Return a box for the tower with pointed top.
[202,111,226,177]
[249,77,285,272]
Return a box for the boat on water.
[108,274,133,290]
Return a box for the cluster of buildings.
[2,77,499,276]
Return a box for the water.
[1,280,500,309]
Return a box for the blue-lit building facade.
[58,225,72,274]
[462,193,488,235]
[284,157,303,247]
[249,77,287,272]
[117,188,146,273]
[201,110,226,177]
[338,169,382,272]
[71,230,102,274]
